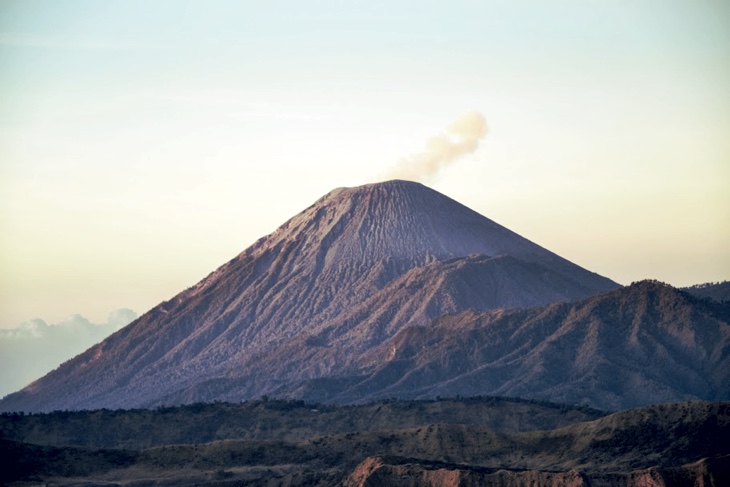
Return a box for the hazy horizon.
[0,308,137,397]
[2,0,729,327]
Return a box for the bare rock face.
[592,456,730,487]
[345,456,589,487]
[0,180,629,412]
[345,455,730,487]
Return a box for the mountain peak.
[253,180,602,274]
[0,181,619,412]
[328,179,429,197]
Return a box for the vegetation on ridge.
[0,396,603,449]
[1,399,727,486]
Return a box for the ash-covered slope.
[308,280,730,410]
[0,180,617,412]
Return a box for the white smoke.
[0,309,138,398]
[384,111,488,181]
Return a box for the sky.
[1,0,729,329]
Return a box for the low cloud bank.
[0,309,137,398]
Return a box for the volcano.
[1,180,621,412]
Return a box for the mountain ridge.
[0,180,684,413]
[318,280,730,409]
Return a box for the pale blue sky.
[1,0,729,326]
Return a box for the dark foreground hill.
[2,400,728,486]
[0,396,604,449]
[0,180,618,413]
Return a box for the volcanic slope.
[0,180,617,412]
[316,280,730,410]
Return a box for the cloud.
[383,111,488,182]
[0,309,138,399]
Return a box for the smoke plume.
[384,111,488,181]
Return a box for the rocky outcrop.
[588,455,730,487]
[345,456,588,487]
[346,455,730,487]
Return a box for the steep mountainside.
[0,180,617,412]
[683,281,730,302]
[287,280,729,410]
